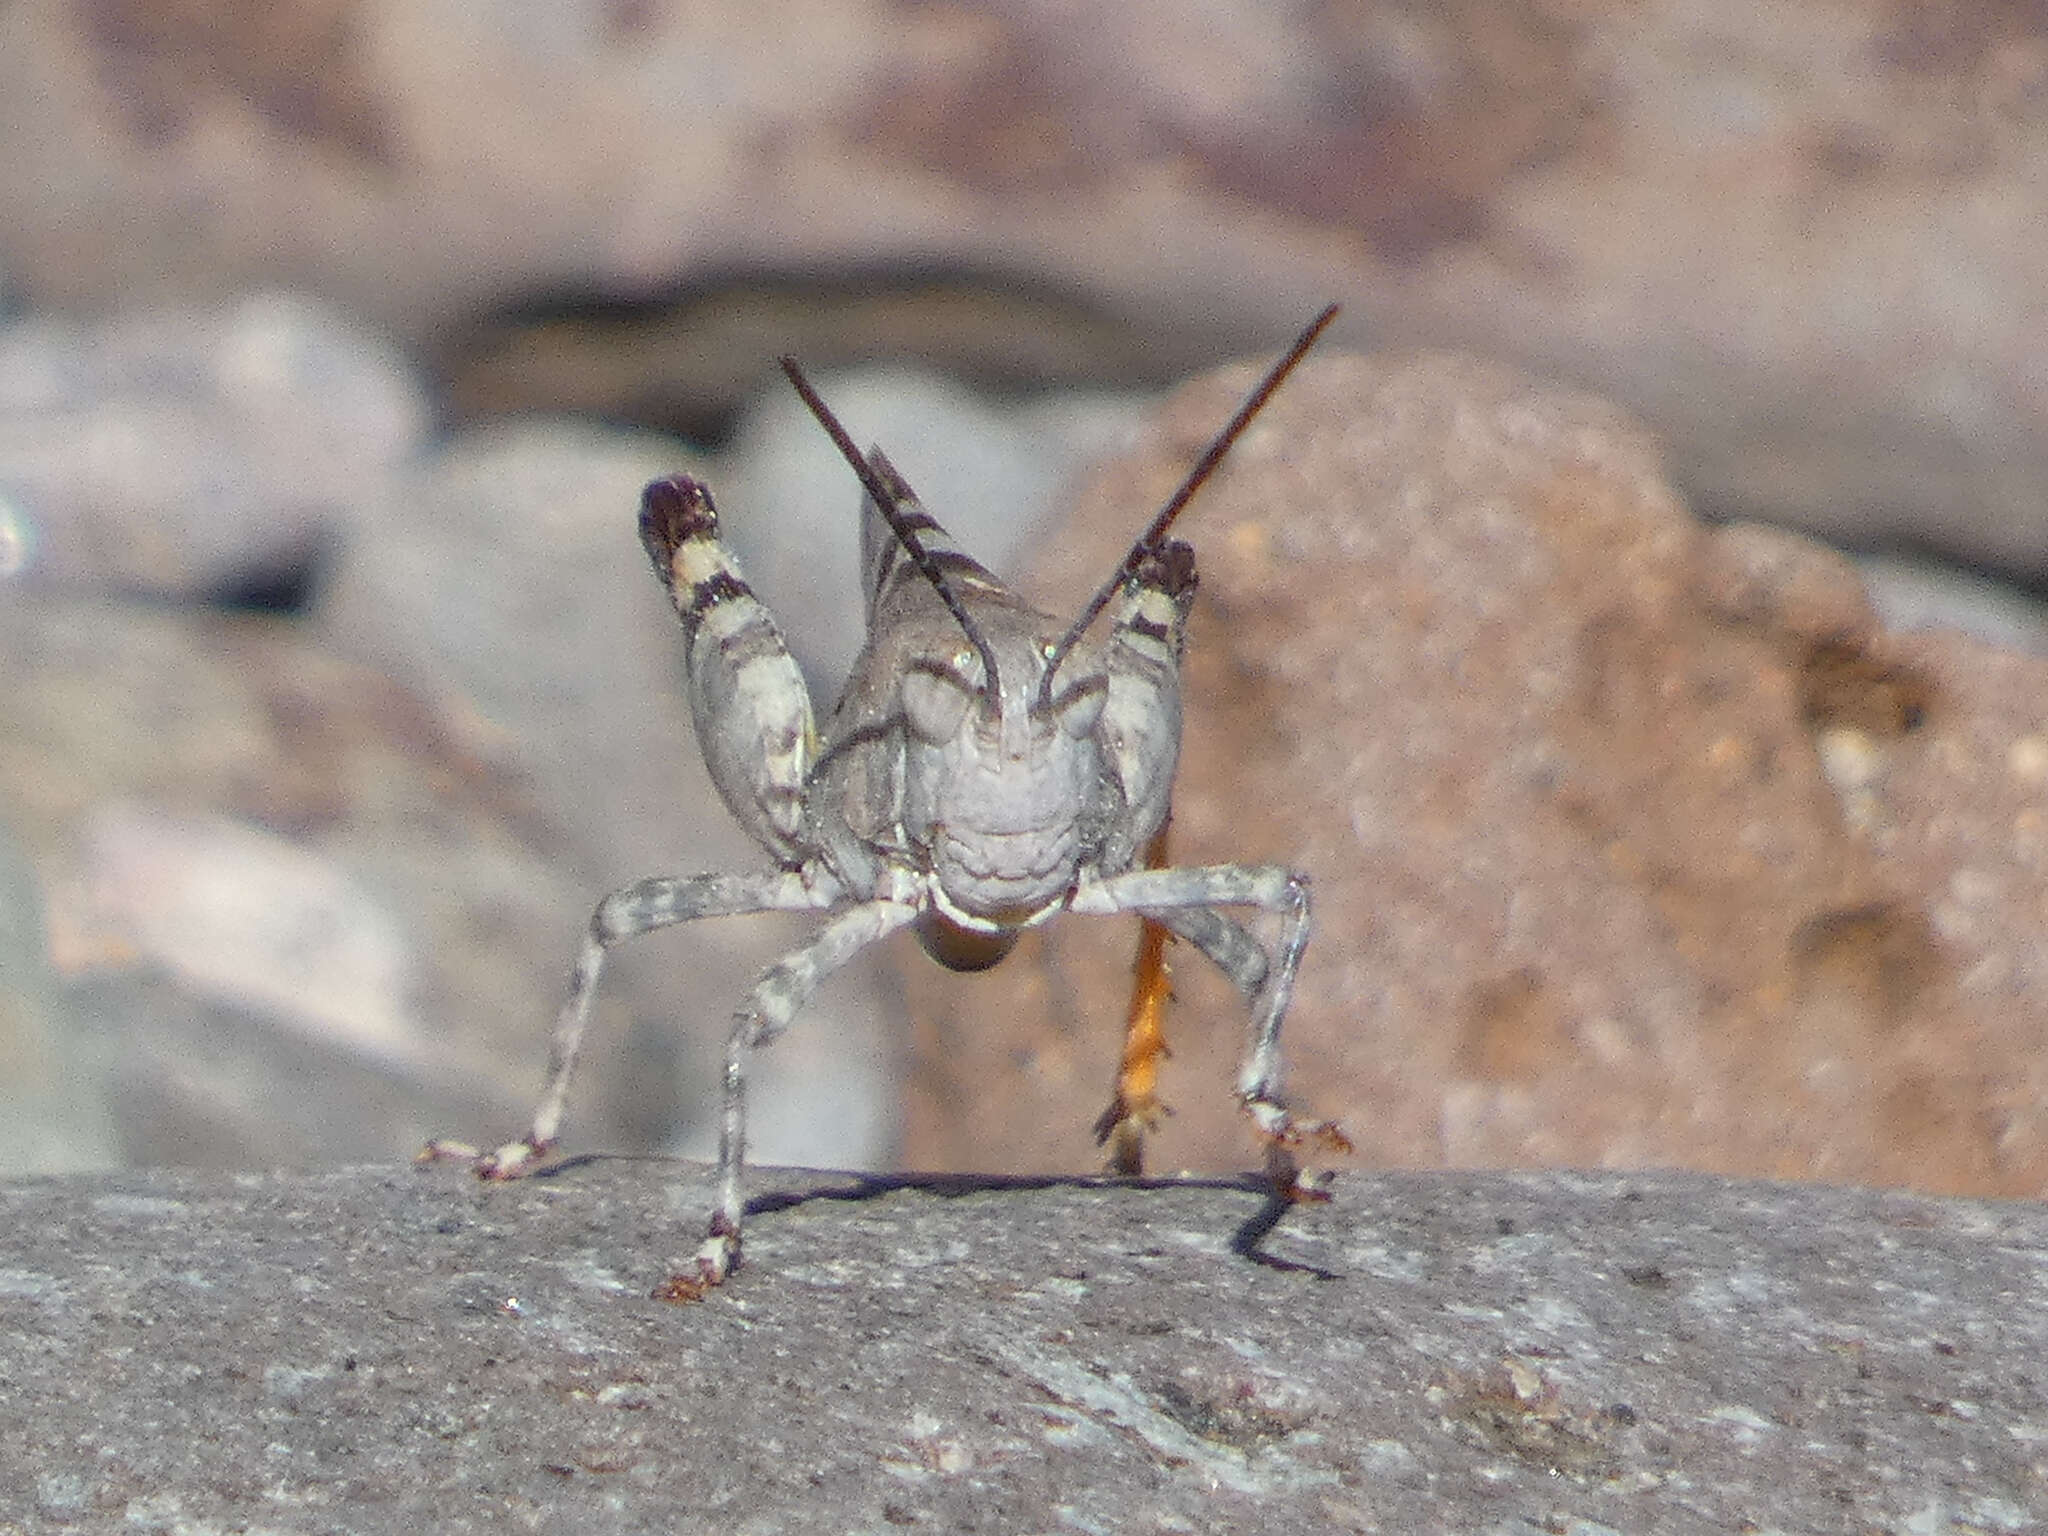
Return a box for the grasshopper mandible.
[425,306,1346,1299]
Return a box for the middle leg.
[1074,864,1348,1193]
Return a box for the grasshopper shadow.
[533,1155,1342,1280]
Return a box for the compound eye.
[902,661,976,744]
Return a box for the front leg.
[641,474,816,865]
[661,894,922,1301]
[420,868,838,1178]
[1072,864,1349,1196]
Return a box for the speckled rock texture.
[0,1164,2041,1532]
[904,350,2048,1200]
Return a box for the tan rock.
[901,350,2048,1197]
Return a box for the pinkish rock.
[900,349,2048,1199]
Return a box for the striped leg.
[1097,540,1196,872]
[641,476,815,866]
[1073,864,1349,1196]
[660,896,922,1300]
[419,868,838,1179]
[1091,539,1202,1170]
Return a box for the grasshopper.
[424,305,1345,1299]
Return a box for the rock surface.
[0,1162,2041,1532]
[904,350,2048,1198]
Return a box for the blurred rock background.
[0,0,2043,1192]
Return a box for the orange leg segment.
[1092,822,1177,1175]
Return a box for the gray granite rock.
[0,595,588,1169]
[315,418,907,1175]
[0,294,426,602]
[0,819,118,1174]
[0,1163,2040,1531]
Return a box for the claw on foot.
[1092,1090,1173,1177]
[1261,1137,1340,1205]
[414,1135,555,1181]
[654,1220,740,1303]
[1101,836,1178,1178]
[1291,1118,1354,1158]
[652,1269,715,1304]
[1243,1096,1350,1202]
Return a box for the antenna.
[1035,304,1340,710]
[780,358,1003,699]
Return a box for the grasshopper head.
[905,627,1108,969]
[780,303,1338,973]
